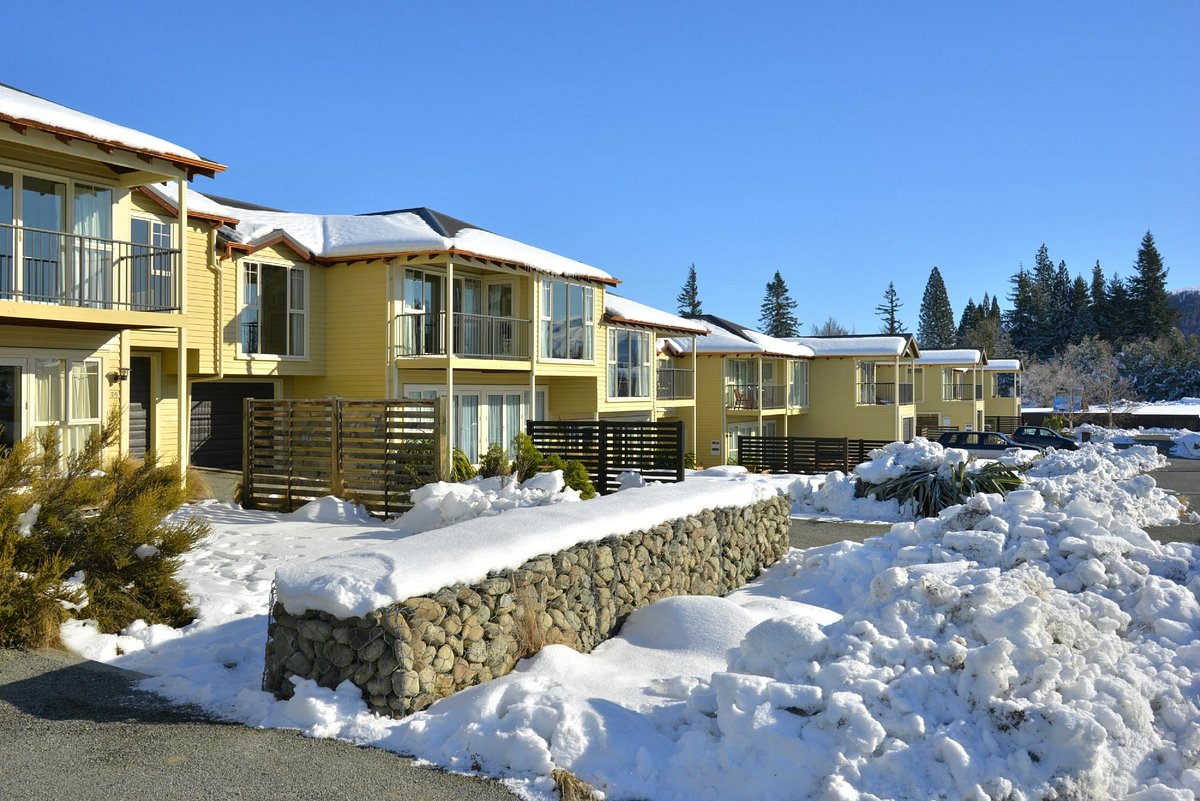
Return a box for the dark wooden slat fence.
[243,398,443,517]
[737,436,894,474]
[527,420,685,495]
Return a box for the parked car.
[936,430,1041,460]
[1009,425,1080,451]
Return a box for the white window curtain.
[73,184,112,307]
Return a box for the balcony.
[726,383,787,410]
[0,223,179,312]
[656,367,694,400]
[941,383,975,401]
[858,382,914,406]
[394,310,531,360]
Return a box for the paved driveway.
[0,648,517,801]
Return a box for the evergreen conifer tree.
[676,264,703,319]
[1128,231,1175,339]
[918,266,957,348]
[1070,275,1094,341]
[1004,267,1036,355]
[1106,275,1132,344]
[758,271,800,337]
[874,282,906,334]
[1090,261,1110,341]
[956,299,979,346]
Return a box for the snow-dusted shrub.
[543,454,596,500]
[0,417,207,643]
[511,433,543,482]
[449,448,477,482]
[478,443,511,478]
[854,440,1024,518]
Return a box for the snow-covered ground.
[57,442,1200,801]
[1075,423,1200,460]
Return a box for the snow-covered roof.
[915,348,985,366]
[665,315,814,358]
[786,335,918,358]
[982,358,1022,372]
[0,84,223,177]
[604,294,709,334]
[145,186,616,284]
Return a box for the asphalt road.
[0,648,518,801]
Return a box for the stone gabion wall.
[263,494,790,717]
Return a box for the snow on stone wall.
[262,495,790,717]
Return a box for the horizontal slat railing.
[737,435,894,474]
[243,398,442,518]
[527,419,685,495]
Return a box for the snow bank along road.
[0,648,519,801]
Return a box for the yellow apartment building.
[786,335,921,442]
[0,85,223,470]
[663,315,813,465]
[981,358,1022,431]
[911,348,987,435]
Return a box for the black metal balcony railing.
[942,382,974,401]
[726,383,787,410]
[0,223,179,312]
[656,367,694,400]
[858,382,914,405]
[394,311,531,360]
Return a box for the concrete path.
[1146,458,1200,545]
[0,648,518,801]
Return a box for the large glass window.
[487,283,513,317]
[241,261,306,357]
[74,184,113,307]
[28,357,100,458]
[608,328,651,398]
[22,177,66,301]
[0,172,13,297]
[131,217,174,310]
[789,360,808,407]
[540,280,593,360]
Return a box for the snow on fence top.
[0,84,221,172]
[605,293,710,334]
[914,348,985,365]
[273,473,777,619]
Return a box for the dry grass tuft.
[552,768,603,801]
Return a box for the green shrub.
[684,452,698,470]
[511,433,544,482]
[540,454,597,499]
[0,414,208,647]
[449,448,477,482]
[856,459,1024,518]
[478,443,511,479]
[1043,413,1068,434]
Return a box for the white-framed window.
[241,260,306,357]
[607,327,651,399]
[856,361,876,405]
[0,165,118,305]
[404,384,546,462]
[540,279,593,360]
[130,216,173,310]
[726,421,776,462]
[993,372,1019,398]
[487,282,513,317]
[789,360,808,407]
[28,356,102,458]
[910,367,925,403]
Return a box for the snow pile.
[1025,444,1192,527]
[390,471,579,536]
[1078,423,1200,460]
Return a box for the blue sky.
[7,1,1197,332]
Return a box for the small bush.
[449,449,477,482]
[511,433,544,482]
[1043,413,1068,434]
[856,459,1023,518]
[0,413,208,647]
[541,455,597,499]
[684,452,698,470]
[478,443,511,479]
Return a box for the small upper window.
[242,261,306,357]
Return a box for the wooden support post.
[843,436,850,473]
[330,398,343,499]
[242,397,252,508]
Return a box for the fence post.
[597,421,610,496]
[842,437,850,473]
[674,420,685,483]
[242,397,253,508]
[434,396,451,481]
[329,398,343,499]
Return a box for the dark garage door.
[190,382,274,469]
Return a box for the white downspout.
[176,180,189,477]
[446,259,455,454]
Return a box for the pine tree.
[811,316,850,336]
[1128,231,1176,339]
[874,282,906,334]
[1106,275,1133,344]
[1070,275,1094,341]
[956,298,979,346]
[758,271,800,337]
[676,264,703,319]
[1090,261,1110,341]
[918,266,957,348]
[989,295,1001,321]
[1005,267,1036,355]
